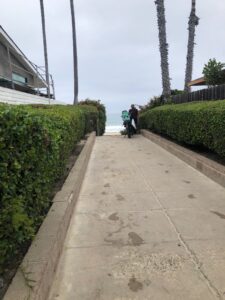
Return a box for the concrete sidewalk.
[48,135,225,300]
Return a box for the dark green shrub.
[139,100,225,158]
[0,104,98,273]
[203,58,225,86]
[139,95,164,114]
[79,99,106,135]
[139,90,184,114]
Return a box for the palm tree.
[155,0,171,100]
[70,0,79,105]
[184,0,199,92]
[39,0,50,99]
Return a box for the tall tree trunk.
[40,0,50,99]
[155,0,171,100]
[70,0,79,105]
[184,0,199,92]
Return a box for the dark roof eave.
[189,70,225,87]
[188,77,206,87]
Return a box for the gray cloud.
[0,0,225,112]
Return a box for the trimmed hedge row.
[0,104,101,273]
[139,100,225,158]
[79,99,106,135]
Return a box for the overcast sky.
[1,0,225,113]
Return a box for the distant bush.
[139,95,164,114]
[203,58,225,86]
[171,89,185,96]
[0,104,99,273]
[140,100,225,158]
[139,90,184,114]
[79,99,106,135]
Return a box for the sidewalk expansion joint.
[132,160,222,300]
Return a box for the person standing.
[129,104,139,131]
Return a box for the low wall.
[0,86,65,105]
[3,132,96,300]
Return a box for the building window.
[12,73,27,85]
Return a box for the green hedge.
[0,104,100,273]
[79,99,106,135]
[139,100,225,158]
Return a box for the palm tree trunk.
[184,0,199,92]
[70,0,79,105]
[155,0,171,100]
[40,0,50,100]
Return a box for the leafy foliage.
[139,90,184,113]
[79,99,106,135]
[140,100,225,158]
[203,58,225,86]
[0,103,102,273]
[139,95,164,113]
[171,89,185,96]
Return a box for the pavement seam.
[75,209,163,215]
[132,159,222,300]
[64,239,179,250]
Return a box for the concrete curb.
[4,132,96,300]
[141,130,225,188]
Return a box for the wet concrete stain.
[188,194,196,199]
[108,221,130,237]
[104,220,131,247]
[109,213,119,221]
[128,276,143,292]
[183,180,191,184]
[116,194,125,202]
[211,211,225,219]
[104,183,110,188]
[165,170,169,174]
[143,279,151,287]
[128,232,144,246]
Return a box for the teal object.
[121,110,130,122]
